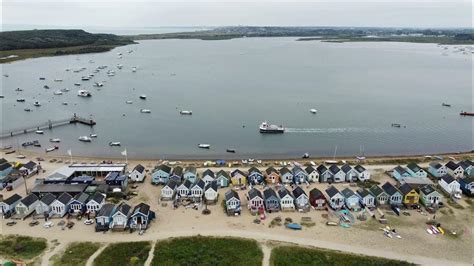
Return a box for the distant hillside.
[0,29,134,51]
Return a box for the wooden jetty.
[1,114,96,138]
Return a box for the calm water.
[1,38,472,159]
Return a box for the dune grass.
[52,242,101,266]
[94,241,151,266]
[270,246,414,266]
[151,236,263,266]
[0,235,47,260]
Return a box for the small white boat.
[74,83,81,86]
[77,90,92,97]
[180,110,192,115]
[54,79,63,82]
[198,144,211,149]
[24,108,32,112]
[35,130,44,134]
[109,142,121,146]
[46,146,58,152]
[61,88,70,92]
[139,95,147,100]
[140,109,151,113]
[107,72,115,77]
[78,136,92,142]
[117,64,123,69]
[53,90,63,95]
[50,138,61,143]
[90,134,97,138]
[310,109,317,114]
[33,101,41,107]
[132,67,137,72]
[93,82,103,87]
[125,100,133,104]
[16,155,26,159]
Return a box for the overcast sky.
[1,0,472,30]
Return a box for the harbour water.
[0,38,472,159]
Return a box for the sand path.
[85,244,108,266]
[41,241,66,266]
[260,243,272,266]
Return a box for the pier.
[0,114,96,138]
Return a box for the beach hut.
[19,161,38,176]
[419,185,444,207]
[279,167,293,184]
[230,169,247,186]
[0,194,22,217]
[183,167,198,183]
[190,179,205,201]
[328,165,345,183]
[325,186,344,210]
[0,162,13,178]
[15,194,39,219]
[95,203,116,232]
[354,165,370,181]
[50,192,73,217]
[177,179,192,198]
[86,192,105,216]
[35,193,56,217]
[105,172,128,191]
[356,188,375,208]
[392,166,412,181]
[129,203,155,230]
[247,188,264,214]
[341,188,360,211]
[129,164,146,182]
[459,177,474,196]
[309,188,326,210]
[224,189,241,216]
[215,170,230,187]
[110,202,131,231]
[248,167,264,185]
[161,180,177,201]
[170,166,184,183]
[399,183,419,207]
[459,160,473,177]
[69,192,89,214]
[369,185,389,206]
[445,161,464,179]
[151,164,172,184]
[381,182,403,206]
[305,166,319,183]
[341,164,358,182]
[265,167,280,184]
[293,186,310,211]
[292,166,308,184]
[317,165,333,183]
[428,162,447,178]
[439,175,461,197]
[201,169,215,184]
[406,163,427,178]
[263,187,280,212]
[278,188,295,211]
[204,181,219,204]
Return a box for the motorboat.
[77,90,92,97]
[0,95,4,98]
[16,155,26,159]
[93,82,103,87]
[62,102,68,105]
[117,64,123,69]
[259,121,285,133]
[140,109,151,113]
[61,88,70,92]
[226,149,236,153]
[81,76,90,81]
[33,101,41,107]
[180,110,192,115]
[442,103,451,107]
[139,95,147,100]
[15,88,23,92]
[125,100,133,104]
[109,142,121,146]
[391,123,401,128]
[90,134,97,138]
[16,98,26,102]
[50,138,61,143]
[78,136,92,142]
[310,109,317,114]
[39,77,46,80]
[35,130,44,134]
[54,90,63,95]
[74,83,81,86]
[24,108,32,112]
[198,144,211,149]
[22,140,39,147]
[43,85,50,89]
[132,67,137,72]
[46,146,59,152]
[54,79,63,82]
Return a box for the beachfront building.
[265,167,280,184]
[0,194,22,217]
[328,165,345,183]
[399,183,419,207]
[15,194,39,219]
[170,166,184,183]
[0,162,13,178]
[369,185,389,206]
[35,193,55,217]
[406,163,428,178]
[110,202,131,231]
[309,188,326,210]
[177,180,192,198]
[95,203,115,232]
[248,167,264,185]
[204,181,219,204]
[190,179,205,201]
[459,177,474,196]
[341,188,360,211]
[151,165,172,184]
[129,164,146,182]
[439,175,461,196]
[356,188,375,208]
[263,187,280,212]
[381,182,403,206]
[317,165,333,183]
[69,193,89,214]
[428,162,447,178]
[184,167,198,183]
[278,188,295,211]
[459,160,473,177]
[292,166,308,184]
[230,169,247,186]
[86,192,105,215]
[341,164,358,182]
[225,190,241,216]
[215,170,230,188]
[419,185,444,207]
[129,203,155,230]
[445,161,464,179]
[305,166,319,183]
[354,165,371,181]
[202,169,215,184]
[325,186,345,210]
[50,192,73,217]
[392,166,411,181]
[19,161,38,176]
[161,181,177,201]
[279,167,293,184]
[293,186,310,211]
[247,188,264,214]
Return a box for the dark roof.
[317,165,328,174]
[248,188,263,199]
[165,180,178,189]
[369,185,385,196]
[325,186,340,198]
[115,202,131,215]
[279,167,291,175]
[184,166,197,174]
[105,172,120,181]
[172,166,183,176]
[0,158,7,165]
[3,194,22,205]
[328,164,341,174]
[205,181,218,192]
[31,183,88,194]
[263,187,277,199]
[419,185,436,195]
[203,169,215,178]
[0,163,12,171]
[73,192,89,204]
[309,188,323,198]
[406,163,423,173]
[216,170,230,178]
[225,189,239,201]
[180,179,192,189]
[40,193,56,205]
[248,167,262,175]
[133,164,145,173]
[462,176,474,184]
[399,183,415,195]
[132,202,150,215]
[445,161,460,171]
[341,164,352,173]
[382,182,400,196]
[292,166,307,175]
[97,203,115,217]
[89,192,105,204]
[193,179,205,189]
[305,165,316,173]
[393,166,408,175]
[356,188,372,198]
[156,164,172,173]
[231,169,246,177]
[292,186,307,199]
[441,174,456,184]
[56,192,73,205]
[458,161,472,170]
[278,188,292,198]
[429,162,443,169]
[22,161,37,170]
[341,188,356,198]
[265,167,278,175]
[21,193,39,207]
[354,165,366,173]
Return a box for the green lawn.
[93,241,151,266]
[151,236,263,266]
[0,235,47,260]
[270,246,414,266]
[52,242,101,266]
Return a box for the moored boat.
[46,146,59,152]
[259,121,285,133]
[53,90,63,95]
[77,90,92,97]
[109,142,121,146]
[79,136,92,142]
[90,134,98,138]
[35,130,44,134]
[16,98,26,102]
[460,111,474,116]
[442,103,451,107]
[33,101,41,107]
[198,144,211,149]
[180,110,192,115]
[49,138,61,143]
[286,223,302,230]
[226,149,236,153]
[140,109,151,113]
[22,140,39,147]
[139,95,147,100]
[310,109,317,114]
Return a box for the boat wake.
[285,128,388,134]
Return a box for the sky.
[1,0,472,31]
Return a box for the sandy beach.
[1,151,473,266]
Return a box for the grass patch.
[0,235,47,260]
[94,241,151,266]
[151,236,263,266]
[52,242,101,266]
[270,246,414,266]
